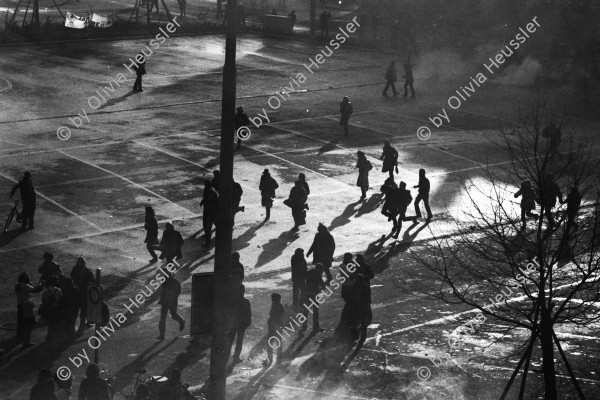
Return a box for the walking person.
[259,169,279,220]
[158,222,184,262]
[542,123,562,159]
[264,293,285,365]
[413,168,432,221]
[291,248,307,306]
[382,61,398,96]
[380,177,399,234]
[157,271,185,340]
[15,272,42,348]
[132,54,146,92]
[380,140,399,179]
[353,273,373,346]
[200,180,219,247]
[300,264,327,333]
[70,257,95,335]
[232,179,245,225]
[339,96,353,136]
[178,0,186,16]
[356,151,373,200]
[539,174,563,228]
[306,223,336,283]
[144,206,159,263]
[230,284,252,363]
[285,181,308,232]
[9,171,36,230]
[514,179,538,231]
[402,61,415,98]
[391,181,417,238]
[78,364,111,400]
[235,107,251,151]
[561,186,582,232]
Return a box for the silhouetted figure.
[232,180,245,224]
[265,293,285,365]
[149,0,159,13]
[177,0,186,16]
[30,369,57,400]
[319,10,331,37]
[231,252,245,283]
[200,181,219,247]
[10,171,36,230]
[58,276,79,344]
[380,140,399,179]
[298,172,310,197]
[144,206,159,263]
[562,186,582,232]
[15,272,41,348]
[230,284,252,363]
[38,252,63,285]
[307,223,336,283]
[40,276,63,348]
[382,61,398,96]
[356,151,372,200]
[353,273,372,346]
[132,54,146,92]
[70,256,95,335]
[414,168,432,220]
[286,181,308,231]
[212,170,221,193]
[291,248,307,306]
[78,364,110,400]
[340,96,353,136]
[540,174,563,228]
[235,106,250,150]
[300,264,327,333]
[259,169,279,220]
[542,123,561,158]
[353,254,374,281]
[159,222,184,262]
[380,177,399,233]
[514,179,538,231]
[391,181,416,238]
[157,272,185,340]
[403,61,415,98]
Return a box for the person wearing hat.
[259,169,279,220]
[9,171,36,230]
[234,106,251,150]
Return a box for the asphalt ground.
[1,32,600,399]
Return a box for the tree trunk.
[540,308,557,400]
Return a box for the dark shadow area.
[254,230,300,268]
[0,228,25,248]
[328,200,362,232]
[355,192,385,218]
[97,91,136,111]
[318,136,341,154]
[161,336,211,381]
[232,220,267,252]
[283,330,317,361]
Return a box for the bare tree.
[402,81,600,399]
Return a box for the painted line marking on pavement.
[232,378,376,399]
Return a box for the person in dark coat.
[353,273,373,346]
[10,171,36,230]
[356,151,372,200]
[133,54,146,92]
[334,271,357,348]
[41,276,63,348]
[78,364,111,400]
[287,181,308,231]
[38,252,63,285]
[514,179,538,231]
[353,254,374,281]
[259,169,279,220]
[230,284,251,363]
[212,170,221,193]
[159,222,184,262]
[235,107,251,150]
[414,168,433,221]
[539,174,563,228]
[402,61,415,98]
[30,369,57,400]
[300,264,327,333]
[15,272,42,348]
[380,140,399,179]
[391,181,417,238]
[144,206,159,263]
[339,252,355,277]
[200,180,219,247]
[307,223,336,283]
[231,252,245,283]
[58,276,79,344]
[232,180,245,225]
[70,256,95,335]
[264,293,285,365]
[298,173,310,197]
[542,123,561,158]
[382,61,398,96]
[157,271,185,340]
[561,186,582,232]
[380,177,399,234]
[339,96,353,136]
[291,248,307,306]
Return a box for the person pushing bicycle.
[9,171,36,230]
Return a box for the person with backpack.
[157,271,185,341]
[159,222,184,263]
[70,257,95,335]
[340,96,354,136]
[78,364,111,400]
[40,276,63,348]
[259,169,279,220]
[356,151,373,200]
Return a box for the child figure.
[264,293,285,366]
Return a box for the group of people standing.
[383,60,415,98]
